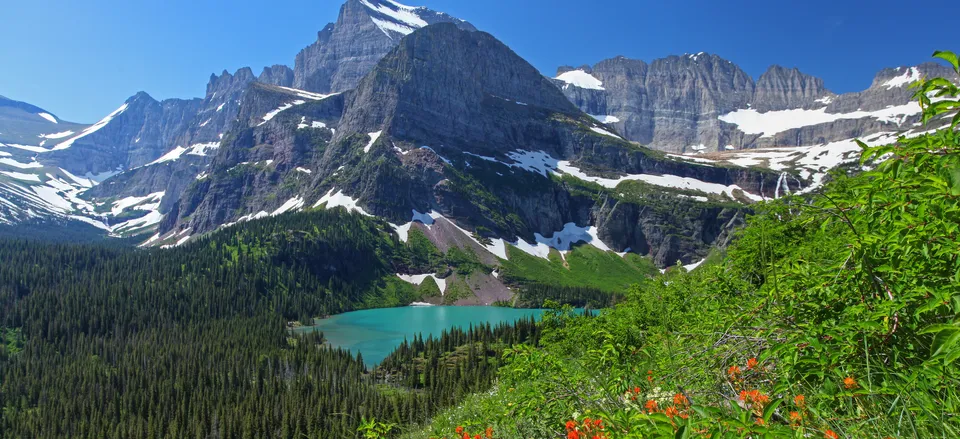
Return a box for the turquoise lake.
[295,306,556,366]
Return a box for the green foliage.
[500,244,654,294]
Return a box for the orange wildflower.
[485,427,493,438]
[754,418,766,426]
[673,392,689,407]
[824,429,839,439]
[647,370,654,383]
[456,426,464,435]
[728,365,741,378]
[789,411,802,424]
[747,358,759,369]
[664,406,680,418]
[794,394,806,407]
[565,421,577,431]
[645,399,658,413]
[462,433,470,439]
[843,376,858,390]
[474,435,480,439]
[567,431,580,439]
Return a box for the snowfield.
[555,70,605,90]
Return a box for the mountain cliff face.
[557,56,955,152]
[293,0,476,94]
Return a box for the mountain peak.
[292,0,474,94]
[339,22,578,149]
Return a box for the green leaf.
[933,50,960,73]
[762,399,783,424]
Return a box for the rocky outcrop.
[752,66,826,111]
[293,0,475,94]
[258,65,295,87]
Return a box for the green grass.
[499,244,657,293]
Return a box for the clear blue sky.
[2,0,957,123]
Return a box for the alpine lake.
[293,306,565,366]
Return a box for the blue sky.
[2,0,957,123]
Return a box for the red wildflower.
[824,429,839,439]
[456,426,464,435]
[462,433,469,439]
[474,435,480,439]
[565,421,577,431]
[567,431,580,439]
[593,419,602,428]
[647,370,654,383]
[747,358,759,369]
[633,386,641,394]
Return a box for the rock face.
[293,0,476,94]
[258,65,295,87]
[557,56,956,152]
[44,92,202,176]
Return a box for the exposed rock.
[258,65,295,87]
[558,55,957,152]
[293,0,476,94]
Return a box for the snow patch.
[555,70,605,90]
[314,188,372,216]
[111,192,164,215]
[37,112,58,124]
[555,161,763,202]
[147,146,187,165]
[396,273,447,294]
[589,114,621,124]
[882,66,920,90]
[271,196,305,216]
[364,131,383,153]
[259,100,306,126]
[590,126,623,139]
[1,171,41,182]
[719,102,921,138]
[0,157,42,169]
[39,130,74,139]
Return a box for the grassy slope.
[499,244,658,292]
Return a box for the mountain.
[293,0,476,93]
[156,23,787,274]
[556,55,956,153]
[0,0,475,233]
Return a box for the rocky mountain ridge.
[556,55,955,152]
